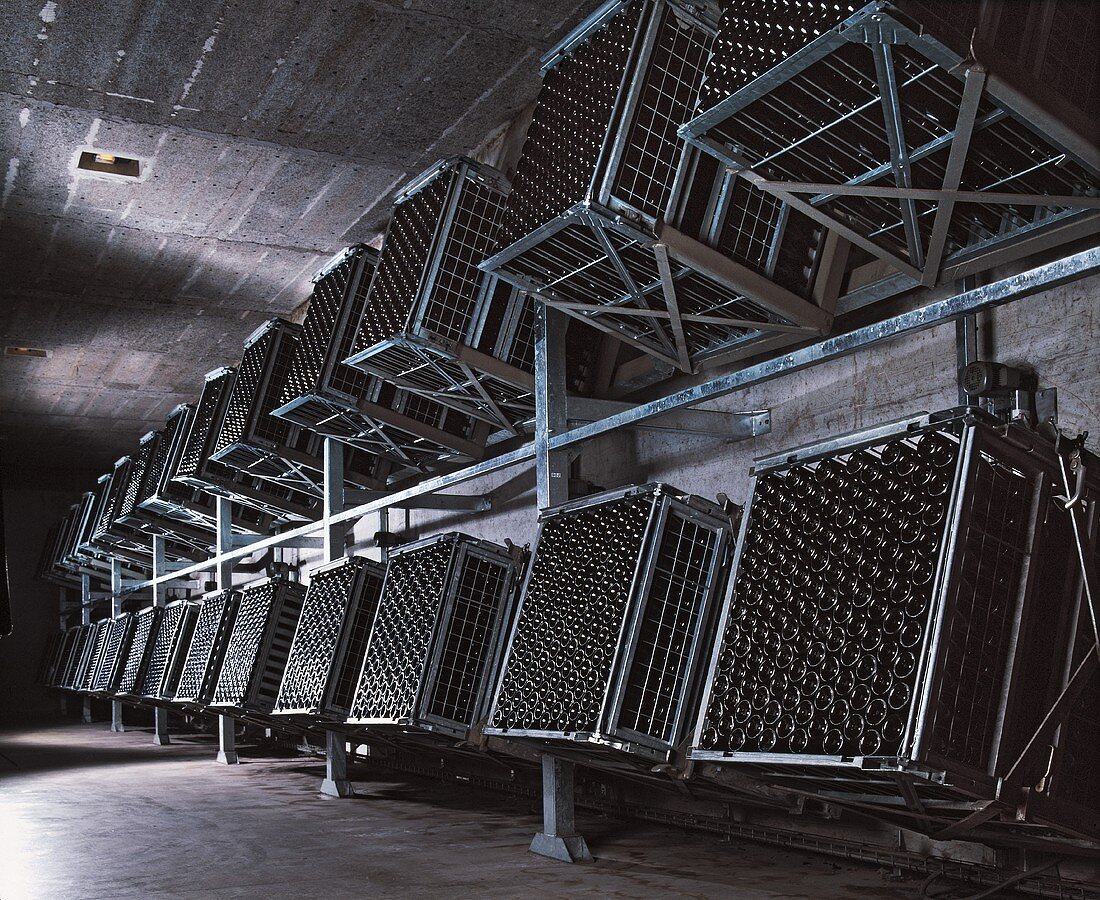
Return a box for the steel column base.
[320,778,354,798]
[216,750,240,765]
[153,732,171,746]
[110,701,124,732]
[529,832,593,864]
[153,707,169,745]
[81,701,92,724]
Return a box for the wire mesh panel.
[273,556,386,720]
[344,158,535,435]
[38,632,65,687]
[682,0,1100,289]
[59,625,93,690]
[44,630,77,687]
[487,484,735,759]
[691,409,1100,841]
[172,367,317,521]
[116,606,162,697]
[78,620,112,693]
[481,0,835,374]
[171,590,241,706]
[91,613,135,695]
[347,533,518,738]
[210,576,305,716]
[145,600,199,701]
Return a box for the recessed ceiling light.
[5,346,50,358]
[78,150,140,178]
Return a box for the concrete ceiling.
[0,0,600,475]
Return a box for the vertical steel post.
[531,303,590,862]
[80,574,93,724]
[530,754,593,863]
[151,536,171,745]
[320,438,354,798]
[535,303,571,510]
[109,559,124,733]
[214,497,239,765]
[58,586,69,716]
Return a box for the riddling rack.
[145,599,200,704]
[487,484,736,761]
[171,590,241,708]
[89,613,135,696]
[115,605,162,699]
[480,0,838,374]
[691,409,1100,843]
[681,1,1100,288]
[346,533,519,740]
[173,367,318,522]
[273,245,485,479]
[273,556,387,722]
[209,575,306,722]
[210,318,387,501]
[344,158,537,438]
[78,619,112,693]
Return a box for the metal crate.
[487,484,736,760]
[346,533,519,740]
[209,318,386,500]
[480,0,836,374]
[90,613,135,695]
[681,1,1100,290]
[115,606,162,698]
[173,367,318,522]
[58,624,92,690]
[39,631,67,687]
[209,575,305,717]
[273,556,386,721]
[691,409,1100,842]
[77,619,112,693]
[343,158,536,435]
[143,599,199,702]
[274,245,488,478]
[170,590,241,707]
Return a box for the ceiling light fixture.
[78,150,141,178]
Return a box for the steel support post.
[214,497,239,766]
[321,438,354,798]
[532,304,590,861]
[58,587,69,716]
[530,754,593,863]
[151,536,171,745]
[109,560,124,733]
[80,574,93,724]
[535,303,571,511]
[320,730,353,798]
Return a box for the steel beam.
[568,398,770,440]
[320,730,353,798]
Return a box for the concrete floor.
[0,723,921,900]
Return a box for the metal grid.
[144,600,196,700]
[173,590,239,705]
[348,535,516,735]
[348,539,453,723]
[80,620,112,692]
[48,629,79,687]
[38,632,65,687]
[616,512,720,744]
[273,557,386,718]
[690,410,1100,842]
[211,577,305,713]
[696,425,960,758]
[117,606,161,695]
[173,368,317,522]
[683,1,1100,286]
[424,555,507,726]
[482,0,835,373]
[345,159,534,435]
[91,614,134,694]
[488,485,733,757]
[59,625,91,689]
